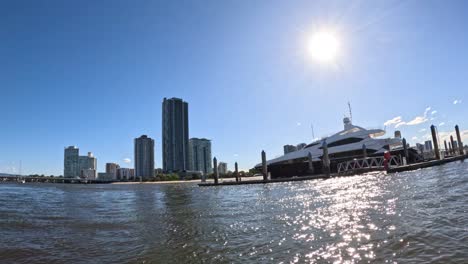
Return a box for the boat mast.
[311,124,315,140]
[348,101,353,122]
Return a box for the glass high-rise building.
[134,135,155,179]
[188,138,212,174]
[162,97,189,172]
[64,146,79,177]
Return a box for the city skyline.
[2,1,468,175]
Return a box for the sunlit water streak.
[1,161,468,263]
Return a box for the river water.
[1,161,468,263]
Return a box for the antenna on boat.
[311,124,315,140]
[348,101,353,122]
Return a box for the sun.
[307,31,340,63]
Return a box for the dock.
[387,154,468,173]
[198,154,468,187]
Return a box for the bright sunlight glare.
[307,31,340,63]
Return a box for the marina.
[201,118,467,187]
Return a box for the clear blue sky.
[1,0,468,175]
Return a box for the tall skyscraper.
[64,146,79,177]
[162,97,189,172]
[188,138,212,174]
[134,135,155,179]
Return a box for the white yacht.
[257,117,402,177]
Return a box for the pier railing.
[337,156,402,174]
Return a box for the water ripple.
[1,161,468,263]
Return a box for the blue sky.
[1,0,468,175]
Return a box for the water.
[1,161,468,264]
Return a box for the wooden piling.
[322,141,331,177]
[234,162,239,182]
[261,150,268,181]
[455,125,464,155]
[402,138,408,164]
[450,135,456,155]
[431,125,441,160]
[213,157,219,185]
[308,152,315,175]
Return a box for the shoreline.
[111,176,264,185]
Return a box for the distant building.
[117,168,135,180]
[416,143,425,154]
[97,172,112,181]
[162,97,189,173]
[453,140,459,149]
[64,147,96,178]
[188,138,212,174]
[81,169,96,180]
[424,140,433,152]
[296,143,307,150]
[79,152,97,178]
[218,162,227,175]
[134,135,155,179]
[64,146,79,177]
[283,145,297,154]
[106,163,120,180]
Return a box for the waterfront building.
[296,143,307,150]
[135,135,155,179]
[283,145,297,155]
[218,162,227,175]
[79,152,97,178]
[64,147,97,178]
[117,168,135,180]
[188,138,212,174]
[97,172,112,180]
[424,140,433,152]
[106,163,120,180]
[81,169,96,180]
[162,97,189,172]
[64,146,79,177]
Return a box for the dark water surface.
[1,161,468,263]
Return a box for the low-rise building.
[97,172,113,181]
[117,168,135,180]
[81,169,96,180]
